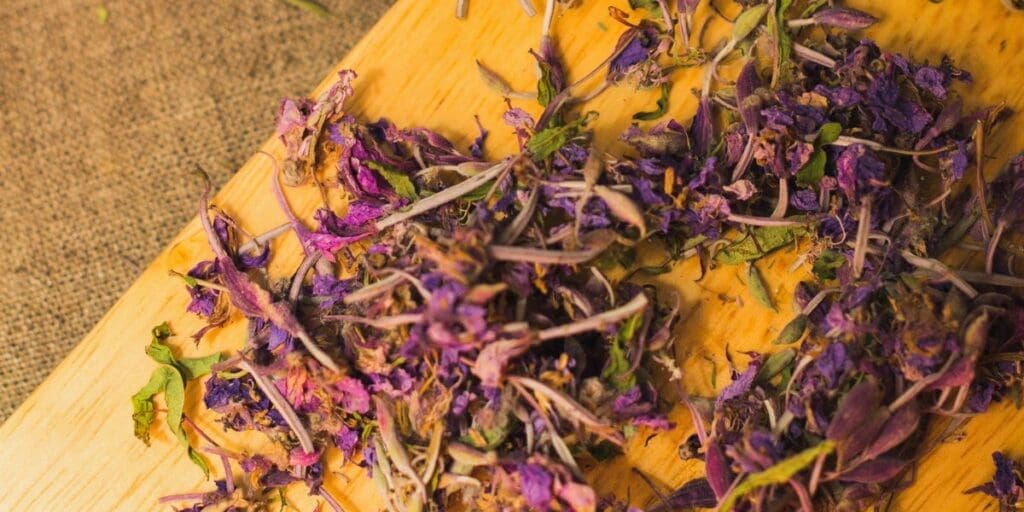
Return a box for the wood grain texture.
[1,1,1023,510]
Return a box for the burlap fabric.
[0,0,393,423]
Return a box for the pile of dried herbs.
[132,1,1024,511]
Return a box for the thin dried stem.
[542,0,555,36]
[830,136,956,157]
[956,269,1024,288]
[509,375,624,445]
[802,288,839,315]
[238,360,316,454]
[324,314,424,329]
[537,293,648,341]
[772,177,789,219]
[375,159,512,231]
[489,242,611,264]
[238,223,291,254]
[986,220,1007,274]
[727,213,818,227]
[169,270,228,292]
[852,198,872,279]
[289,252,321,303]
[975,119,995,234]
[343,273,403,305]
[518,0,537,17]
[793,43,837,68]
[888,355,957,412]
[901,250,979,298]
[319,489,347,512]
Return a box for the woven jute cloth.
[0,0,392,422]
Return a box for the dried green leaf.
[537,61,557,107]
[628,0,661,11]
[152,322,172,339]
[816,122,843,145]
[800,0,830,17]
[776,0,793,58]
[131,366,175,444]
[366,161,419,200]
[756,348,796,383]
[719,441,835,511]
[145,323,222,380]
[717,225,806,265]
[633,83,672,121]
[188,446,211,479]
[936,210,980,254]
[163,370,186,443]
[526,112,597,161]
[527,127,571,161]
[795,149,827,187]
[683,235,708,251]
[281,0,329,18]
[462,182,496,203]
[135,323,214,477]
[177,354,223,381]
[604,313,642,390]
[732,4,771,42]
[95,5,109,23]
[130,365,203,474]
[812,250,846,281]
[145,338,176,367]
[773,315,809,344]
[746,262,776,311]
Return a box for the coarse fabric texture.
[0,0,393,423]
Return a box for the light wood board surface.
[2,1,1024,510]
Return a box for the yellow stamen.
[533,262,548,293]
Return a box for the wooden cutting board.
[2,1,1023,510]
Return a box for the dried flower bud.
[735,61,762,134]
[812,7,879,30]
[447,442,498,467]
